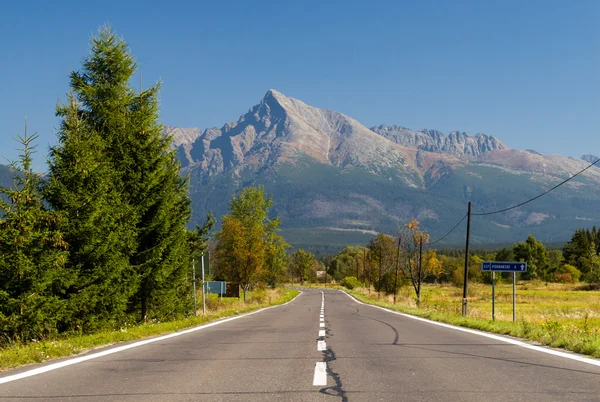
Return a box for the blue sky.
[1,0,598,170]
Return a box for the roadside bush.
[451,268,463,287]
[553,273,573,283]
[554,264,581,283]
[341,276,362,290]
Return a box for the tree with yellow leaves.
[214,187,286,301]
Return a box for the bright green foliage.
[289,249,316,284]
[262,230,290,288]
[0,133,74,342]
[215,187,287,299]
[553,264,581,283]
[513,235,549,280]
[341,276,362,290]
[564,228,599,275]
[583,255,600,283]
[330,246,366,282]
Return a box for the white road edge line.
[319,330,326,337]
[0,291,304,385]
[342,290,600,367]
[317,340,327,351]
[313,362,327,386]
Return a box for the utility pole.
[418,236,423,306]
[201,252,206,315]
[378,242,382,298]
[192,258,197,316]
[363,249,367,289]
[393,236,401,303]
[462,201,472,317]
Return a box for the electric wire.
[427,213,468,246]
[426,157,599,246]
[472,157,600,216]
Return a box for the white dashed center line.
[313,290,328,387]
[313,362,327,386]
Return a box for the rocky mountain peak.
[581,154,599,164]
[165,126,202,147]
[371,125,506,157]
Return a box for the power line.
[428,213,468,246]
[472,157,600,216]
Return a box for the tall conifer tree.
[45,93,137,331]
[0,131,73,341]
[48,26,191,322]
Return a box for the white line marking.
[342,291,600,368]
[319,330,326,337]
[320,322,325,327]
[317,340,327,351]
[0,292,304,385]
[313,362,327,386]
[320,314,324,318]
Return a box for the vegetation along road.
[1,288,599,401]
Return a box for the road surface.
[1,289,600,401]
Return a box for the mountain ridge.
[168,90,600,250]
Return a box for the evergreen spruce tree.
[125,72,192,321]
[0,131,73,342]
[45,93,138,331]
[55,26,192,321]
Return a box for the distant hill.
[168,90,600,251]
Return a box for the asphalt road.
[1,289,600,401]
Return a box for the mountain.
[0,164,13,188]
[370,125,506,157]
[172,90,600,252]
[582,154,599,164]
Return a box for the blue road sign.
[481,261,527,272]
[204,281,226,295]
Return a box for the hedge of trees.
[328,222,600,297]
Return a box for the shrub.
[554,264,581,283]
[341,276,362,290]
[553,273,573,283]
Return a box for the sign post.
[491,272,495,321]
[192,258,197,316]
[513,272,516,323]
[482,262,527,322]
[201,252,206,315]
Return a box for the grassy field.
[0,288,299,371]
[306,281,600,358]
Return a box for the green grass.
[0,288,299,371]
[304,282,600,358]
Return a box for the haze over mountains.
[167,90,600,251]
